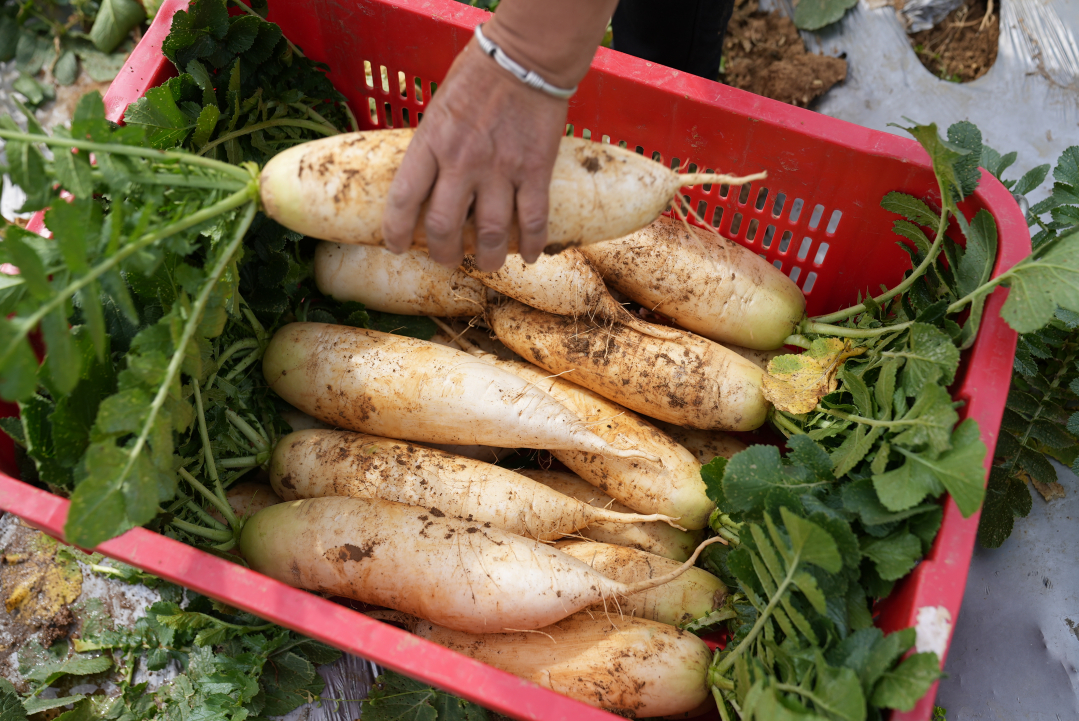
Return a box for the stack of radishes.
[240,129,802,717]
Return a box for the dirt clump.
[720,0,848,107]
[908,0,999,83]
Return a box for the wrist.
[482,15,597,89]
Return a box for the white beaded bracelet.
[473,24,578,100]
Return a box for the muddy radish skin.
[653,421,748,465]
[406,612,712,717]
[464,345,713,529]
[554,540,727,627]
[466,346,712,529]
[519,469,702,560]
[263,323,655,459]
[581,215,806,350]
[315,242,485,317]
[258,128,764,254]
[270,430,678,541]
[239,496,720,633]
[460,249,677,340]
[489,299,769,431]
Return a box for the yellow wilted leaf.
[762,338,866,414]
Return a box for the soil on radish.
[720,0,848,108]
[909,0,999,83]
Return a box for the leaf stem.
[812,208,950,325]
[783,334,812,349]
[716,552,800,675]
[802,320,914,338]
[89,170,247,192]
[178,467,238,529]
[169,517,233,542]
[290,103,340,134]
[205,337,260,390]
[186,500,228,531]
[226,409,270,453]
[1,186,257,373]
[946,275,1007,315]
[223,343,264,381]
[192,382,222,486]
[774,683,850,717]
[196,118,336,157]
[89,202,258,538]
[771,409,806,437]
[0,128,252,182]
[217,455,264,469]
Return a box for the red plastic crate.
[0,0,1029,718]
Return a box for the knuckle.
[424,211,458,240]
[517,207,549,237]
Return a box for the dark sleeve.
[611,0,735,80]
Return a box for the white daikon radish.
[581,214,805,350]
[239,496,722,632]
[315,242,485,317]
[259,128,764,254]
[270,429,678,541]
[263,323,656,459]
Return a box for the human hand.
[380,38,568,271]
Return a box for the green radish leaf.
[51,141,95,199]
[54,50,79,86]
[1013,163,1050,196]
[840,479,940,527]
[892,219,932,257]
[40,310,81,396]
[890,419,987,517]
[978,467,1032,548]
[22,697,85,716]
[830,424,883,478]
[894,122,971,209]
[980,145,1016,180]
[999,229,1079,333]
[90,0,146,53]
[225,14,261,54]
[861,531,922,581]
[892,324,960,397]
[793,0,857,30]
[871,652,942,711]
[72,44,131,83]
[0,15,17,62]
[363,671,488,721]
[0,318,40,402]
[890,384,958,456]
[191,104,221,150]
[955,209,998,298]
[812,658,867,721]
[780,507,842,573]
[881,192,941,229]
[786,435,834,483]
[946,121,982,200]
[871,447,944,512]
[25,653,111,685]
[701,456,727,506]
[839,366,873,416]
[123,85,195,148]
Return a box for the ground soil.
[720,0,848,107]
[909,0,999,82]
